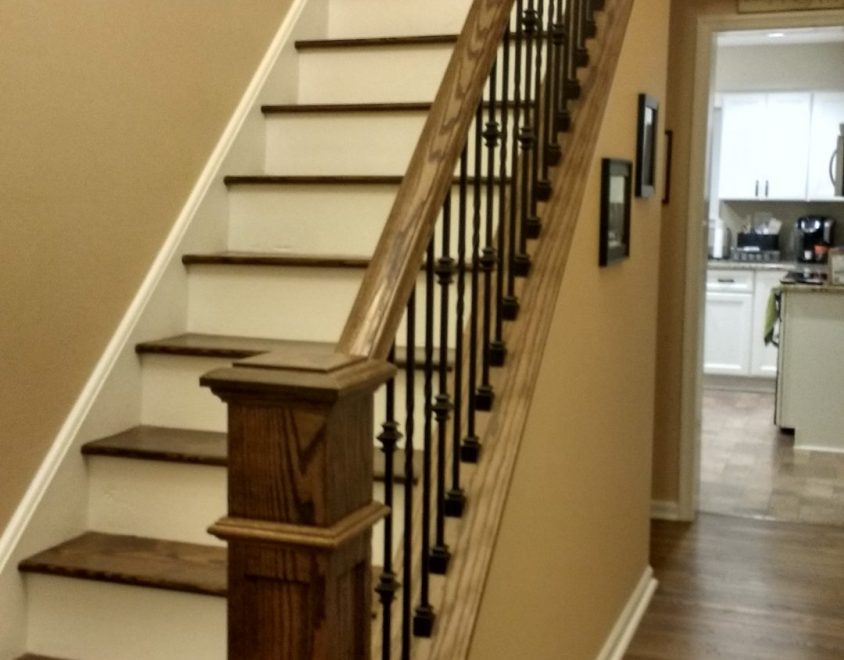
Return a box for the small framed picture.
[636,94,659,198]
[600,158,632,267]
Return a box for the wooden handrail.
[336,0,516,360]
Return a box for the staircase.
[13,2,471,658]
[7,0,632,657]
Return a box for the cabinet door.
[704,292,753,375]
[718,94,767,199]
[807,92,844,199]
[764,93,811,199]
[750,270,788,377]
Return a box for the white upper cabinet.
[807,92,844,200]
[719,92,811,200]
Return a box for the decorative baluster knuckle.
[480,247,497,273]
[483,120,502,147]
[435,256,456,285]
[522,8,539,34]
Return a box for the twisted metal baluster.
[376,346,401,660]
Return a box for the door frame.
[677,9,844,521]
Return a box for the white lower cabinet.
[703,268,788,377]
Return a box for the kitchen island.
[776,283,844,452]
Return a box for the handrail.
[336,0,515,360]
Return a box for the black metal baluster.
[491,27,511,367]
[430,194,454,571]
[503,5,523,321]
[461,106,483,464]
[538,0,558,197]
[551,0,570,144]
[584,0,597,39]
[476,63,499,412]
[401,292,415,659]
[564,0,582,103]
[376,346,401,660]
[446,148,468,516]
[528,0,545,234]
[413,243,436,637]
[575,0,590,67]
[516,0,538,273]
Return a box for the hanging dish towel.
[764,286,781,346]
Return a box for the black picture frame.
[599,158,632,267]
[636,94,659,198]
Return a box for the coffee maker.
[795,216,835,263]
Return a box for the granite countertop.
[707,260,794,271]
[781,283,844,295]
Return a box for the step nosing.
[181,252,371,268]
[295,34,458,50]
[261,102,433,115]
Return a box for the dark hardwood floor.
[626,513,844,659]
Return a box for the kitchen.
[700,25,844,524]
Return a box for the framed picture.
[662,129,674,205]
[636,94,659,198]
[599,158,632,266]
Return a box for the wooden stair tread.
[82,424,422,483]
[16,655,71,660]
[295,34,458,50]
[260,101,530,115]
[181,251,370,268]
[262,102,432,114]
[82,425,227,466]
[135,333,453,369]
[224,174,509,186]
[18,532,227,597]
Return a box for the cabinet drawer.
[707,270,753,293]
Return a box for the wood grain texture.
[625,514,844,659]
[18,532,226,596]
[295,35,458,50]
[181,252,370,268]
[420,1,635,657]
[336,0,516,360]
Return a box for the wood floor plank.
[626,513,844,659]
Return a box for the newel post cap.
[199,348,396,403]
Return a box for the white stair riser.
[140,353,441,437]
[325,0,472,38]
[297,46,453,103]
[264,113,424,175]
[227,184,500,257]
[185,265,464,342]
[86,455,406,566]
[87,457,226,546]
[26,576,225,660]
[263,112,520,177]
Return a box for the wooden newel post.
[200,350,395,659]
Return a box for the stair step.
[81,424,421,484]
[135,332,453,369]
[182,251,369,268]
[296,34,458,50]
[17,655,69,660]
[261,100,529,115]
[19,532,226,597]
[224,175,508,186]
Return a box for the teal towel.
[764,286,781,346]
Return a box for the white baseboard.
[0,0,310,577]
[595,566,657,660]
[650,499,682,520]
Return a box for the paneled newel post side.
[200,350,395,660]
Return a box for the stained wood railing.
[201,0,633,657]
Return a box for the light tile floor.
[700,388,844,527]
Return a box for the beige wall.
[0,0,293,534]
[468,0,669,656]
[652,0,844,504]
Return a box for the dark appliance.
[794,216,835,263]
[731,231,780,262]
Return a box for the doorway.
[678,13,844,524]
